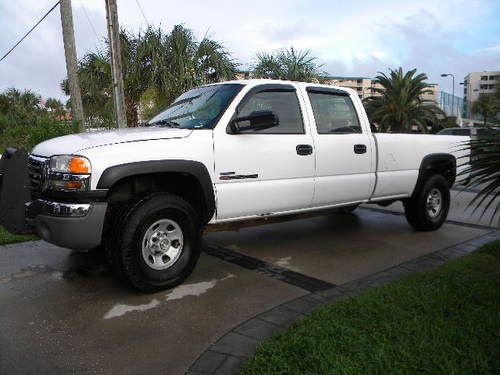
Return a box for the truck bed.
[370,133,470,200]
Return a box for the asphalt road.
[0,202,495,374]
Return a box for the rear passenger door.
[213,84,315,220]
[305,87,375,206]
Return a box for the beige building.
[326,76,439,103]
[462,70,500,119]
[421,83,440,103]
[324,76,383,99]
[464,70,500,102]
[463,70,500,103]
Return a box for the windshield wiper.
[148,119,180,128]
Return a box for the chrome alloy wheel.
[141,219,184,270]
[426,188,442,218]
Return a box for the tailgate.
[0,148,33,234]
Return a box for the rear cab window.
[306,88,361,134]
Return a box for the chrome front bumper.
[26,199,92,218]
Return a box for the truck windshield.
[146,84,243,129]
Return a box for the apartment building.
[326,76,440,104]
[324,76,384,99]
[463,70,500,103]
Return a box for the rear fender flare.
[411,153,456,197]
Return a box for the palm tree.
[62,25,237,127]
[0,88,43,130]
[44,98,66,119]
[363,68,444,133]
[471,94,500,126]
[459,130,500,225]
[252,47,326,82]
[0,88,41,114]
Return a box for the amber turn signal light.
[69,157,90,174]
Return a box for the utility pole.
[105,0,127,128]
[59,0,85,132]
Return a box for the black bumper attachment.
[0,148,31,234]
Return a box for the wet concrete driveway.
[0,208,493,374]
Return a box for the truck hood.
[31,127,193,156]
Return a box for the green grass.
[242,240,500,375]
[0,225,37,246]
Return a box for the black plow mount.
[0,148,32,234]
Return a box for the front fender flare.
[96,160,215,222]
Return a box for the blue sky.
[0,0,499,100]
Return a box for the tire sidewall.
[120,194,201,291]
[418,175,450,229]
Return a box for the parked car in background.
[437,127,498,138]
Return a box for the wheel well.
[412,154,456,196]
[105,172,209,223]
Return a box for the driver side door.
[213,84,315,221]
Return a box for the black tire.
[404,174,450,231]
[111,193,202,293]
[104,198,142,279]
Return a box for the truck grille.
[27,155,48,193]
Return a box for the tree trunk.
[125,98,138,127]
[391,123,403,133]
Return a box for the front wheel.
[113,194,202,293]
[403,174,450,231]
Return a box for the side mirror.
[229,110,279,133]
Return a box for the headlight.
[49,155,91,174]
[47,155,91,191]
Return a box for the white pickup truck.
[0,79,468,292]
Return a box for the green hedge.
[0,118,77,154]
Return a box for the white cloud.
[0,0,498,99]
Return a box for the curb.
[187,229,500,375]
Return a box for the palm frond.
[61,24,237,127]
[252,47,326,82]
[457,131,500,225]
[362,67,443,133]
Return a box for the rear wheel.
[110,194,202,293]
[404,174,450,231]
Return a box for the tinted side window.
[438,129,453,135]
[238,91,304,134]
[476,128,492,136]
[452,129,471,136]
[308,93,361,134]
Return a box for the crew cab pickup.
[0,79,468,292]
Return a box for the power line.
[134,0,149,25]
[0,1,61,63]
[78,0,99,40]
